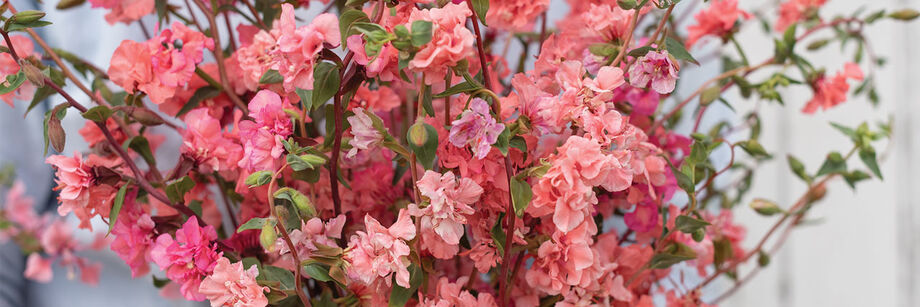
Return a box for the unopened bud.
[750,198,783,216]
[260,222,277,253]
[407,120,428,147]
[19,60,44,87]
[808,183,827,203]
[48,116,65,153]
[56,0,87,10]
[11,10,45,24]
[889,9,920,21]
[128,107,165,126]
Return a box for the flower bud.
[11,10,45,24]
[407,120,428,147]
[889,9,920,21]
[749,198,783,216]
[19,60,44,87]
[56,0,86,10]
[260,222,277,253]
[48,116,66,153]
[808,182,827,203]
[128,107,165,126]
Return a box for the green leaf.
[6,21,52,32]
[589,43,618,57]
[433,81,481,98]
[511,177,533,217]
[859,146,882,179]
[81,106,113,122]
[713,238,734,268]
[259,69,284,84]
[274,187,316,220]
[647,242,697,269]
[494,126,511,156]
[339,9,370,47]
[177,86,220,117]
[259,265,295,291]
[107,184,130,234]
[295,88,316,111]
[699,85,721,106]
[674,215,710,234]
[843,170,871,189]
[302,262,333,282]
[125,136,157,168]
[687,141,710,166]
[665,37,699,65]
[165,176,196,204]
[815,152,847,177]
[420,83,434,117]
[830,122,858,141]
[312,62,340,109]
[490,212,506,253]
[0,71,26,94]
[627,46,655,58]
[783,23,798,50]
[470,0,489,25]
[410,20,433,47]
[245,170,273,187]
[388,263,424,307]
[152,275,170,288]
[787,155,812,183]
[238,217,274,232]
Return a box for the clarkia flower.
[686,0,751,48]
[88,0,154,25]
[198,257,269,307]
[802,63,864,113]
[150,217,222,301]
[628,50,680,94]
[346,107,385,158]
[410,171,482,259]
[449,98,505,160]
[344,209,416,288]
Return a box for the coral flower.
[344,209,416,288]
[686,0,752,47]
[88,0,154,25]
[802,63,863,113]
[775,0,828,31]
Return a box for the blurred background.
[0,0,917,306]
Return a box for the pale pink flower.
[775,0,828,31]
[347,35,401,82]
[802,63,863,113]
[40,220,76,255]
[409,171,481,258]
[628,50,680,94]
[346,107,385,158]
[344,209,416,288]
[24,253,53,283]
[686,0,751,48]
[407,3,476,84]
[485,0,550,32]
[88,0,154,25]
[581,4,634,40]
[234,29,281,92]
[525,222,597,295]
[276,215,345,262]
[237,90,293,171]
[150,217,222,301]
[275,4,340,92]
[584,66,626,93]
[4,181,40,232]
[449,98,505,160]
[182,109,244,173]
[199,257,269,307]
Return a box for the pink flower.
[449,98,505,160]
[238,90,294,171]
[150,217,222,301]
[88,0,154,25]
[199,258,269,307]
[346,107,385,158]
[344,209,416,288]
[24,253,53,283]
[624,202,659,233]
[580,4,635,40]
[4,181,40,232]
[409,171,481,258]
[485,0,550,32]
[182,109,243,173]
[45,152,94,217]
[110,191,156,278]
[628,50,680,94]
[584,66,626,93]
[0,35,37,107]
[524,222,597,295]
[775,0,827,31]
[276,215,345,262]
[348,35,401,82]
[408,3,476,84]
[686,0,751,48]
[275,4,340,92]
[40,220,76,255]
[802,63,863,114]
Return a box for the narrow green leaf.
[674,215,710,234]
[470,0,489,26]
[665,37,699,65]
[859,146,882,179]
[259,69,284,84]
[511,177,533,217]
[237,217,272,232]
[81,105,113,122]
[245,170,273,187]
[107,184,130,234]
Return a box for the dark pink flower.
[150,217,222,301]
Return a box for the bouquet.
[0,0,915,306]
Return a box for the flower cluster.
[0,0,910,306]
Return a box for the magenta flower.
[628,50,680,94]
[150,217,221,301]
[449,98,505,160]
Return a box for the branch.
[191,0,249,113]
